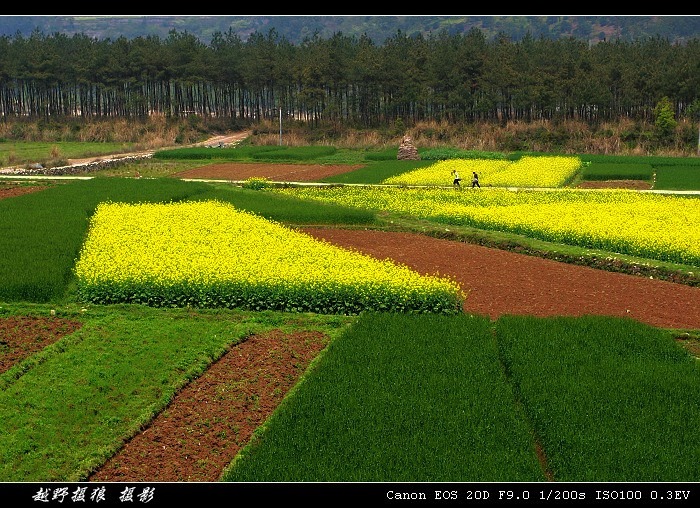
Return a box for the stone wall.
[0,154,153,176]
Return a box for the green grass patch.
[496,315,700,482]
[0,141,137,167]
[153,145,284,160]
[153,145,336,162]
[420,148,508,161]
[654,165,700,190]
[196,185,377,225]
[580,154,700,166]
[364,147,399,160]
[223,312,544,482]
[251,145,337,160]
[581,162,654,181]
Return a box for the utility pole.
[279,108,283,146]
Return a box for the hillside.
[1,15,698,46]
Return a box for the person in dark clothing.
[472,171,481,188]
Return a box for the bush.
[241,177,272,190]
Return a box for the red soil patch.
[0,184,52,199]
[173,162,365,181]
[0,316,82,374]
[88,329,328,482]
[300,228,700,330]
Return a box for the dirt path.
[192,132,251,148]
[65,131,251,166]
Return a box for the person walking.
[452,169,462,189]
[472,171,481,188]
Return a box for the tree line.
[1,27,699,127]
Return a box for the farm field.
[2,224,687,483]
[82,233,700,482]
[2,140,700,490]
[174,162,365,182]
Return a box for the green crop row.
[153,145,337,161]
[580,163,654,181]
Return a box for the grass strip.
[223,312,544,482]
[495,315,700,482]
[195,185,377,225]
[581,162,654,181]
[654,165,700,190]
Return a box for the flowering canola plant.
[382,156,581,188]
[74,200,465,314]
[383,159,510,186]
[273,187,700,267]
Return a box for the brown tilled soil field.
[172,162,366,182]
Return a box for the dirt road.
[65,131,251,166]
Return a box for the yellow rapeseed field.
[382,156,581,188]
[274,187,700,266]
[74,200,464,314]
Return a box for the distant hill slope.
[1,15,698,45]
